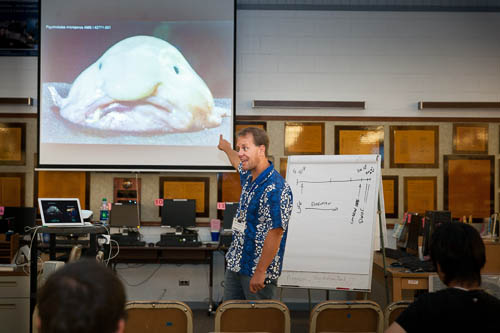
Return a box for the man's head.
[430,222,485,286]
[236,127,269,171]
[37,260,126,333]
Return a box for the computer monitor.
[223,202,238,230]
[109,204,140,228]
[422,210,452,256]
[161,199,196,229]
[0,207,36,234]
[406,212,423,256]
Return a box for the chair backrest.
[384,301,411,329]
[32,305,38,333]
[309,300,384,333]
[125,301,193,333]
[68,245,82,262]
[214,300,291,333]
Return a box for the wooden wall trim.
[236,115,500,123]
[0,98,33,106]
[253,100,365,109]
[0,113,37,118]
[419,101,500,110]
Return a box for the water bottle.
[99,198,109,224]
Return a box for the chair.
[214,300,291,333]
[384,300,411,329]
[68,245,82,262]
[309,300,384,333]
[124,301,193,333]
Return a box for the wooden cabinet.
[113,178,141,204]
[0,233,19,264]
[0,273,30,333]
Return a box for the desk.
[29,225,108,331]
[373,242,500,304]
[372,252,432,303]
[111,244,217,313]
[484,240,500,273]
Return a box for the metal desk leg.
[30,231,38,333]
[88,234,98,257]
[49,234,56,260]
[208,250,214,315]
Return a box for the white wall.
[0,10,498,307]
[236,10,500,117]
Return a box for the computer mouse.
[148,243,155,247]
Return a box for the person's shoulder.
[474,290,500,306]
[269,170,292,193]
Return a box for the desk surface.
[373,252,434,278]
[372,252,433,303]
[36,225,108,235]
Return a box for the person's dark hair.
[37,259,126,333]
[430,222,485,286]
[237,127,269,156]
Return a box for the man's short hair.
[37,259,126,333]
[430,222,485,286]
[237,127,269,156]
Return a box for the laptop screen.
[38,198,84,227]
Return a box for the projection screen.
[38,0,235,171]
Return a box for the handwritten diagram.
[292,163,374,224]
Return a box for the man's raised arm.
[218,134,240,169]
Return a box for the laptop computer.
[38,198,85,227]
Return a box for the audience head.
[37,259,126,333]
[430,222,485,286]
[236,127,269,157]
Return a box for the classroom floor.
[193,309,310,333]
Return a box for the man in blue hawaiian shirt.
[218,127,293,300]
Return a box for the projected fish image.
[46,206,62,215]
[47,35,229,134]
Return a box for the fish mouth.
[84,96,177,122]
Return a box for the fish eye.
[98,62,102,70]
[173,66,179,74]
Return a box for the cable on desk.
[117,263,162,287]
[21,225,44,275]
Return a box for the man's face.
[236,134,265,171]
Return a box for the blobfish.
[49,35,228,133]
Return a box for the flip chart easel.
[279,155,388,296]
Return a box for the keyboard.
[397,255,435,272]
[156,240,202,247]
